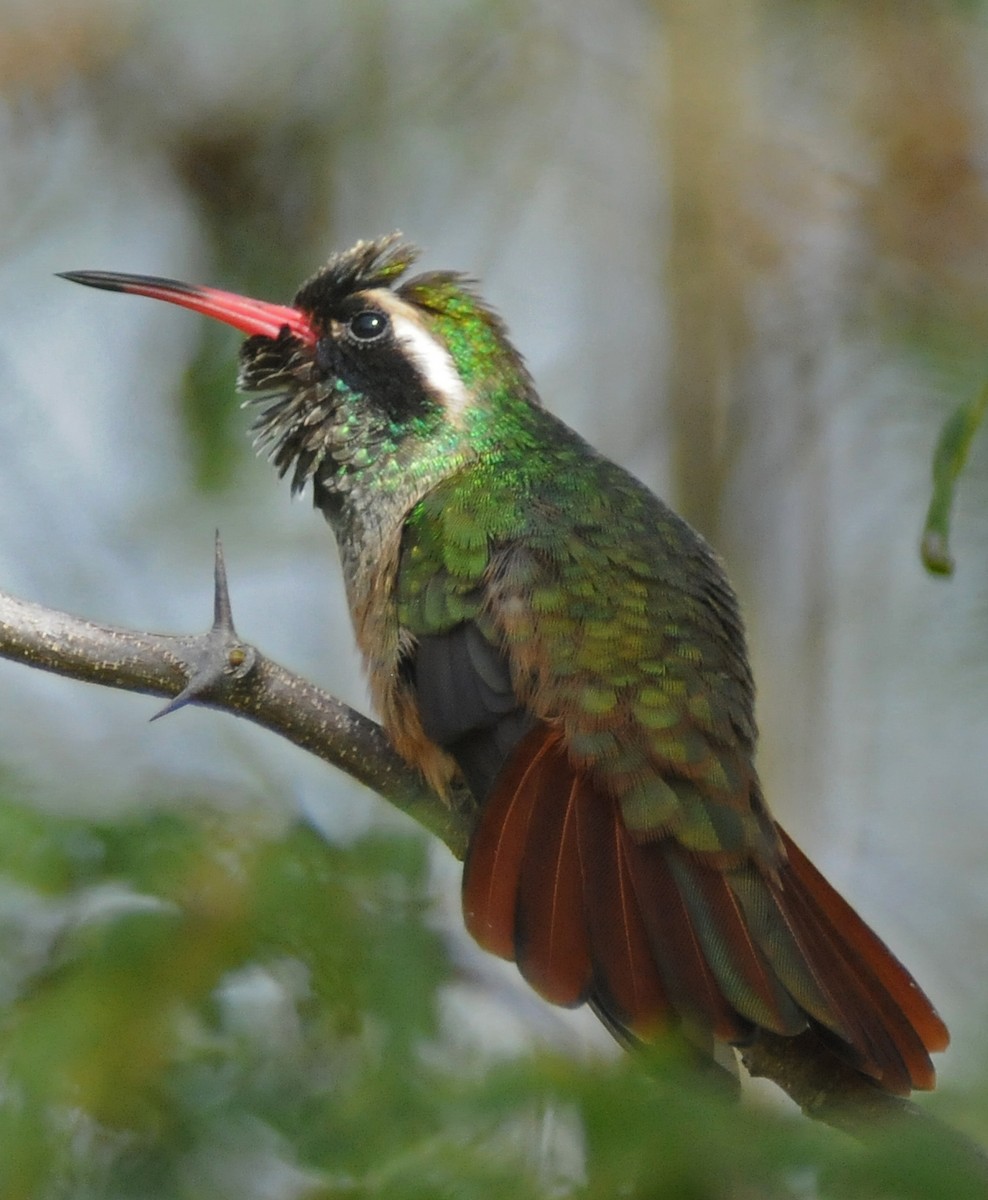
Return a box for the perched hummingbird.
[61,235,948,1094]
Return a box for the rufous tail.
[462,727,948,1095]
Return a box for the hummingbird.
[61,234,948,1095]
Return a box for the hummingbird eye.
[347,309,390,343]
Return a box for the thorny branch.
[0,538,472,859]
[0,540,982,1167]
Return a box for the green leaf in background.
[921,381,988,576]
[0,794,986,1196]
[0,799,453,1198]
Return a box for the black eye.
[347,310,390,342]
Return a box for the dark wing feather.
[410,624,534,802]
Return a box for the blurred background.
[1,0,988,1195]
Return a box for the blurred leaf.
[0,796,983,1197]
[0,799,463,1197]
[179,326,248,492]
[921,381,988,575]
[822,1113,988,1200]
[249,826,446,1055]
[0,778,106,892]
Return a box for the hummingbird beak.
[57,270,317,346]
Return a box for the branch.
[0,542,981,1167]
[0,537,472,859]
[742,1032,988,1176]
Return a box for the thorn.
[150,688,197,722]
[150,533,253,723]
[213,530,237,633]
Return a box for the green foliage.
[0,799,452,1198]
[179,327,248,493]
[0,793,981,1199]
[921,381,988,576]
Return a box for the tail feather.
[727,864,857,1039]
[575,779,669,1037]
[660,851,805,1036]
[772,865,918,1093]
[461,726,947,1093]
[773,831,947,1092]
[461,733,548,958]
[514,768,592,1005]
[779,831,949,1054]
[625,838,754,1043]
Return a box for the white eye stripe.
[388,311,470,420]
[358,288,471,422]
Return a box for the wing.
[396,451,947,1093]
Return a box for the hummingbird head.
[60,235,536,514]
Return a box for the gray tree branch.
[0,541,472,858]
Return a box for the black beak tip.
[57,270,124,292]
